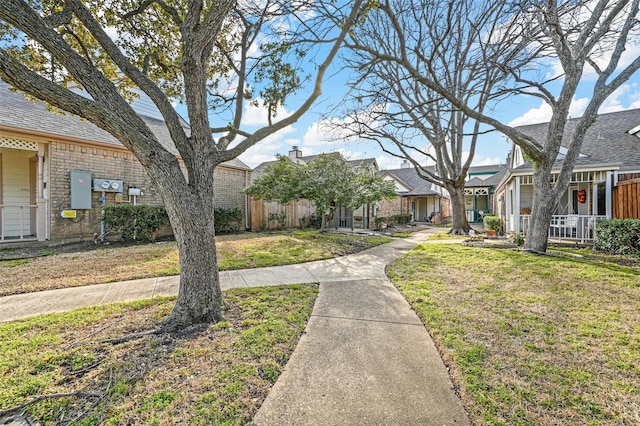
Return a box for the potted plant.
[483,214,501,237]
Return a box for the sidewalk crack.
[311,314,423,327]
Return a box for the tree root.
[0,392,101,418]
[92,328,161,345]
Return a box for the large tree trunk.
[523,166,556,254]
[164,209,224,330]
[446,185,473,235]
[149,155,225,330]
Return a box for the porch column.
[36,144,46,241]
[606,172,613,218]
[515,177,521,233]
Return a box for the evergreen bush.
[594,218,640,257]
[214,207,244,233]
[103,205,169,242]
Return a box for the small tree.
[246,153,397,231]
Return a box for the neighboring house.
[0,81,251,244]
[464,164,508,222]
[379,162,451,224]
[496,108,640,242]
[250,146,379,229]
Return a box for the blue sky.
[230,43,640,171]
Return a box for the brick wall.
[376,196,403,218]
[48,141,249,242]
[214,166,248,210]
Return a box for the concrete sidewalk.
[0,228,470,425]
[0,230,436,322]
[253,231,470,425]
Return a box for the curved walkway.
[0,229,470,425]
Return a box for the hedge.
[103,205,244,241]
[214,207,244,233]
[594,218,640,257]
[103,204,169,242]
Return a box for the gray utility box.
[93,178,124,192]
[70,171,92,209]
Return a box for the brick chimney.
[289,145,302,159]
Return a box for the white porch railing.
[520,214,608,243]
[0,204,38,242]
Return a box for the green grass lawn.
[0,230,392,296]
[388,244,640,425]
[0,285,317,425]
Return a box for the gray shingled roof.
[381,166,437,192]
[465,166,507,187]
[467,164,506,175]
[0,81,250,170]
[405,184,441,196]
[383,164,506,192]
[513,108,640,171]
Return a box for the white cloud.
[375,155,404,170]
[242,99,293,126]
[599,84,632,113]
[508,101,552,126]
[569,96,589,117]
[508,96,590,126]
[598,83,640,113]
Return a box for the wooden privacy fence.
[251,199,314,230]
[613,178,640,219]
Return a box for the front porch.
[503,170,613,242]
[407,194,448,224]
[0,137,48,243]
[520,214,608,243]
[464,187,492,222]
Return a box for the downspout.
[245,169,250,230]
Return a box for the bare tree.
[344,0,640,252]
[0,0,366,329]
[337,0,525,235]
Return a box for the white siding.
[1,149,33,237]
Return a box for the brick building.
[0,81,250,244]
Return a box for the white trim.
[0,135,38,151]
[515,177,521,233]
[606,172,612,218]
[629,124,640,135]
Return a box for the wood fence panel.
[250,199,315,230]
[613,178,640,219]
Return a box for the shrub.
[374,214,411,230]
[268,211,287,229]
[309,214,323,229]
[483,214,501,231]
[594,218,640,257]
[374,216,387,230]
[214,207,244,233]
[298,214,322,229]
[511,233,525,247]
[390,213,412,225]
[103,205,169,242]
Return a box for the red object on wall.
[577,189,586,204]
